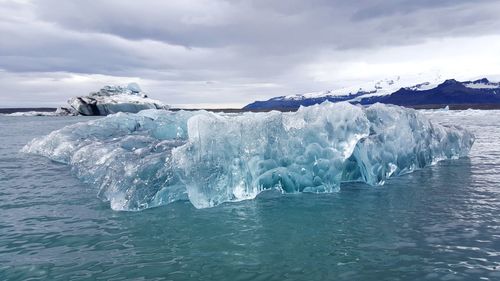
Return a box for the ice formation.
[59,83,169,116]
[2,111,59,116]
[22,102,474,210]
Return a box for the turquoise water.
[1,112,499,280]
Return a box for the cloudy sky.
[1,0,500,108]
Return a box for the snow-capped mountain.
[243,76,500,110]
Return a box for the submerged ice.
[22,102,474,210]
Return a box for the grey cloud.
[351,0,481,20]
[1,0,500,107]
[0,5,313,80]
[32,0,500,50]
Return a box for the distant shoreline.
[3,103,500,115]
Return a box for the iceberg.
[2,111,59,116]
[60,83,169,116]
[22,102,474,210]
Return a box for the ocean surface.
[0,111,499,281]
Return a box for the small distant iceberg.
[58,83,169,116]
[3,111,59,117]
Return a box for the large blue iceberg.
[22,102,474,210]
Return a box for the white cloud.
[303,35,500,87]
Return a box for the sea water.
[0,111,499,280]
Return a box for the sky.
[1,0,500,108]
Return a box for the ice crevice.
[22,102,475,210]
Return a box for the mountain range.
[243,77,500,111]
